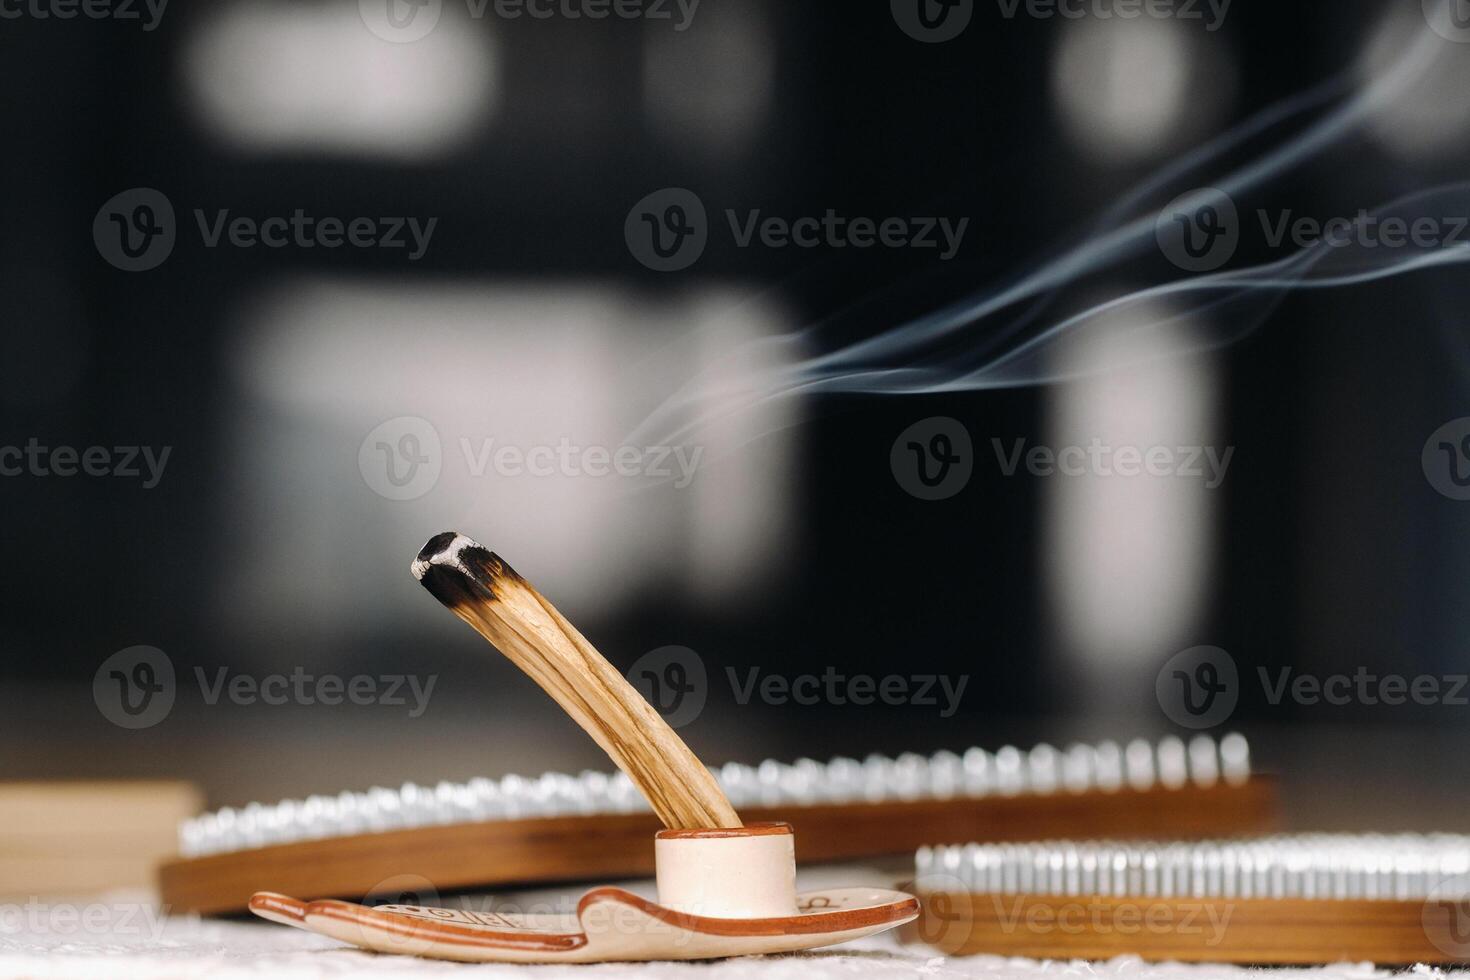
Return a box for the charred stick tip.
[411,531,511,608]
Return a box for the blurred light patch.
[680,292,794,600]
[642,2,773,155]
[1358,4,1470,161]
[183,1,498,161]
[219,279,796,633]
[1043,301,1218,696]
[1051,17,1234,163]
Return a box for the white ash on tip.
[410,533,483,581]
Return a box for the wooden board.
[905,890,1470,964]
[160,777,1275,915]
[0,781,201,897]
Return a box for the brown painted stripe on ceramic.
[577,887,920,937]
[657,822,793,840]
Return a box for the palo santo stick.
[412,532,741,830]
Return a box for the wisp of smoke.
[629,10,1470,455]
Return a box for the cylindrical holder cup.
[654,823,798,919]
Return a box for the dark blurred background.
[3,0,1470,833]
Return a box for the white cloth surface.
[1,878,1461,980]
[0,904,1448,980]
[0,907,1454,980]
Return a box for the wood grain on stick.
[412,531,740,830]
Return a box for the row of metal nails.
[916,834,1470,901]
[180,733,1249,856]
